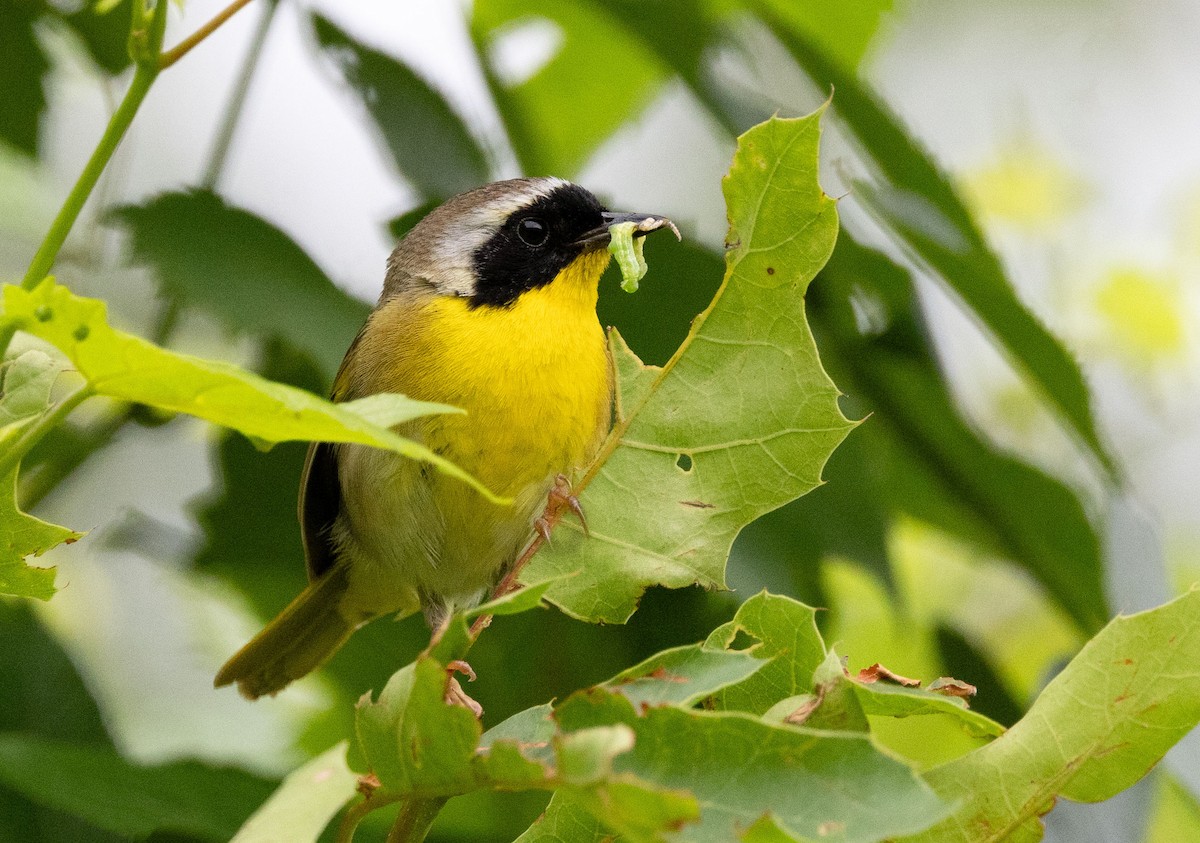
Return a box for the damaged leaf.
[520,112,850,623]
[856,663,921,687]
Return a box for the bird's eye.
[517,217,549,247]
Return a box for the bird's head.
[385,178,676,308]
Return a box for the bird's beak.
[575,211,682,249]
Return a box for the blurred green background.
[3,0,1199,840]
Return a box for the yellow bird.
[215,178,675,700]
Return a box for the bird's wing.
[299,314,372,582]
[299,439,341,581]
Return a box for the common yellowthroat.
[215,178,675,699]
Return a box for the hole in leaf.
[728,629,759,651]
[34,306,52,322]
[676,453,693,472]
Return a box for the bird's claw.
[566,494,588,536]
[535,517,553,545]
[444,660,482,718]
[446,659,476,683]
[546,473,588,537]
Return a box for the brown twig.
[159,0,257,69]
[468,532,547,638]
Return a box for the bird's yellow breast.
[355,250,613,499]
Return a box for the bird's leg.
[470,476,589,639]
[444,659,482,719]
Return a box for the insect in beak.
[574,211,682,249]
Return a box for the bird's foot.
[444,660,482,719]
[539,474,588,540]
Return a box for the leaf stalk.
[387,797,448,843]
[0,385,95,481]
[159,0,258,70]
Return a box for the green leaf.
[770,650,871,733]
[0,0,132,158]
[61,0,135,76]
[0,350,60,433]
[851,677,1004,740]
[553,689,948,842]
[903,590,1200,842]
[516,785,700,843]
[352,656,482,795]
[1147,774,1200,843]
[511,684,949,842]
[466,578,565,620]
[0,602,123,839]
[514,792,613,843]
[739,814,802,843]
[810,234,1106,633]
[312,14,490,200]
[0,470,78,599]
[0,349,80,598]
[230,744,358,843]
[0,3,49,157]
[355,585,958,840]
[0,733,276,840]
[757,14,1115,476]
[1,279,501,501]
[471,0,665,176]
[603,644,764,709]
[523,111,850,622]
[750,0,893,70]
[703,591,827,714]
[351,642,695,830]
[770,649,1006,740]
[113,190,370,383]
[818,557,1006,768]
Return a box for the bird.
[214,178,676,700]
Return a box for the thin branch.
[159,0,257,70]
[19,67,156,292]
[201,0,278,189]
[469,533,545,639]
[335,796,374,843]
[6,0,167,361]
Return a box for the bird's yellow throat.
[366,249,614,500]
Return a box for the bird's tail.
[215,564,360,700]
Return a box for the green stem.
[20,0,169,294]
[20,65,156,292]
[335,798,373,843]
[335,790,406,843]
[0,325,17,361]
[387,797,448,843]
[158,0,257,70]
[0,386,94,481]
